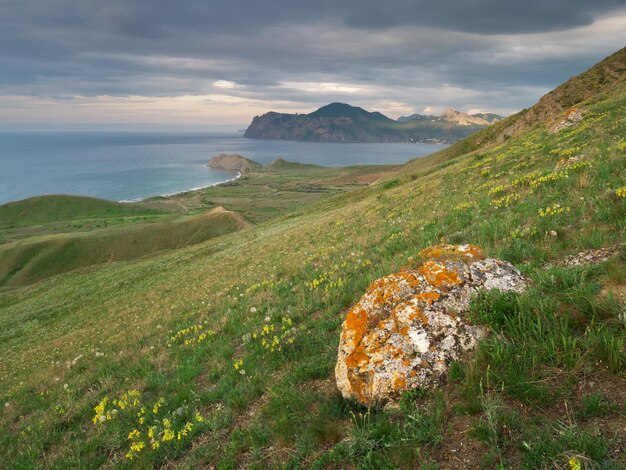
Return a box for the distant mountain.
[469,112,502,124]
[244,102,499,143]
[396,113,433,123]
[397,110,503,126]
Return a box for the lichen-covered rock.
[549,107,583,133]
[335,244,526,405]
[554,154,588,172]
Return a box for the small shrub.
[579,393,616,418]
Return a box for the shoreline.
[118,170,242,203]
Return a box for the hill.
[470,112,502,123]
[398,111,502,125]
[0,47,625,468]
[244,102,495,143]
[208,154,263,174]
[0,194,170,244]
[0,194,161,229]
[0,207,250,287]
[265,158,322,170]
[0,163,398,285]
[397,46,626,177]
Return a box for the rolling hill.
[0,206,250,287]
[0,163,399,286]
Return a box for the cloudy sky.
[1,0,625,129]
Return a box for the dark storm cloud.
[0,0,625,123]
[3,0,623,37]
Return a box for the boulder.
[549,107,583,133]
[335,244,526,405]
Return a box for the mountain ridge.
[244,102,499,143]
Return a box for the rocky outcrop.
[546,244,621,269]
[208,154,262,174]
[549,107,583,133]
[335,244,526,406]
[439,108,491,126]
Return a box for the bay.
[0,131,444,204]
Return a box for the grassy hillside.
[0,51,625,468]
[0,164,397,287]
[0,195,166,243]
[0,207,250,287]
[0,195,161,228]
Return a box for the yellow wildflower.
[569,456,582,470]
[130,441,145,453]
[153,397,165,414]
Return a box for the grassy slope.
[195,164,399,224]
[0,195,167,243]
[397,45,626,178]
[0,207,250,287]
[0,164,395,287]
[0,195,162,228]
[0,51,625,468]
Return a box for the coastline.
[118,170,242,203]
[1,132,443,206]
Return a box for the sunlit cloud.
[372,100,414,118]
[213,80,238,89]
[280,81,366,94]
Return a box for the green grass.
[182,163,399,224]
[0,164,395,287]
[0,52,625,468]
[0,195,167,243]
[0,207,250,287]
[0,194,162,229]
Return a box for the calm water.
[0,132,444,204]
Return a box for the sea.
[0,131,445,205]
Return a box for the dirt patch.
[429,413,488,469]
[600,283,626,303]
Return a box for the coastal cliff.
[244,102,500,143]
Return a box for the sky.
[1,0,625,130]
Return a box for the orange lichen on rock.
[393,376,407,390]
[343,307,372,371]
[346,350,370,368]
[343,307,368,345]
[347,371,367,403]
[418,244,483,263]
[418,261,461,289]
[415,291,440,304]
[408,307,429,325]
[335,243,527,406]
